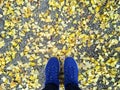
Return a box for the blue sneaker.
[64,57,79,87]
[45,57,60,86]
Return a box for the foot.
[45,57,60,86]
[64,57,79,87]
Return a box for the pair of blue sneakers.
[45,57,79,87]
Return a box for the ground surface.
[0,0,120,90]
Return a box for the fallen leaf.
[0,39,5,48]
[115,47,120,52]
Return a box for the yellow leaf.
[23,7,32,18]
[16,38,22,43]
[15,9,21,15]
[106,58,118,67]
[0,39,5,48]
[16,0,24,5]
[109,68,117,78]
[24,46,30,52]
[8,29,16,36]
[37,58,42,65]
[11,17,19,23]
[98,55,104,61]
[29,62,36,66]
[11,41,18,47]
[95,65,100,70]
[87,41,92,47]
[15,73,21,83]
[59,0,64,2]
[80,34,89,43]
[16,45,20,51]
[115,47,120,52]
[78,74,84,80]
[19,31,25,36]
[7,6,14,15]
[10,81,17,88]
[91,0,95,5]
[29,75,37,81]
[1,77,5,82]
[46,16,52,22]
[99,38,104,43]
[95,6,100,12]
[100,23,105,29]
[5,56,12,63]
[5,20,11,28]
[53,47,58,53]
[0,0,3,7]
[0,57,5,65]
[29,56,35,61]
[109,39,118,47]
[1,32,6,38]
[11,50,17,59]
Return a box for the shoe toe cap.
[65,57,76,65]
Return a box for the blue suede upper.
[45,57,60,86]
[64,57,79,87]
